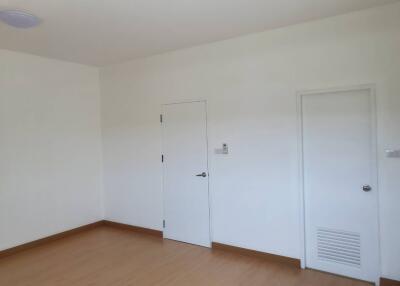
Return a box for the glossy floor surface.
[0,226,371,286]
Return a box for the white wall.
[0,49,104,250]
[100,3,400,280]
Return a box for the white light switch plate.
[215,143,229,154]
[385,149,400,158]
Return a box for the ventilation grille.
[317,228,361,268]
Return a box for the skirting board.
[381,278,400,286]
[0,221,103,259]
[212,242,301,268]
[0,220,162,259]
[102,220,163,237]
[0,220,300,270]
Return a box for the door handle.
[196,172,207,177]
[363,185,372,192]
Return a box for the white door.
[301,88,379,282]
[162,101,210,247]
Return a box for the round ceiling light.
[0,10,41,28]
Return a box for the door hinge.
[163,220,165,228]
[160,114,163,123]
[161,154,164,162]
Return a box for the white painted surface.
[0,0,397,66]
[100,3,400,280]
[301,89,379,282]
[0,49,103,250]
[162,102,210,247]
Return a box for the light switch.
[222,143,228,154]
[385,149,400,158]
[215,143,229,155]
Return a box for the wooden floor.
[0,225,371,286]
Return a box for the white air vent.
[317,228,361,268]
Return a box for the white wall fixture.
[215,143,229,154]
[0,10,41,28]
[385,149,400,158]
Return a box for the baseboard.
[381,278,400,286]
[212,242,301,268]
[0,221,103,259]
[102,220,163,238]
[0,220,161,259]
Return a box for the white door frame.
[160,99,213,246]
[296,84,381,281]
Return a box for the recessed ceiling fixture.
[0,9,41,28]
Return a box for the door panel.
[302,89,379,282]
[162,101,210,247]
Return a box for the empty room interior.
[1,1,400,285]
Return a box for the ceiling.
[0,0,397,66]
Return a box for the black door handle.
[196,172,207,177]
[363,185,372,192]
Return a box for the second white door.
[301,88,380,283]
[162,101,210,247]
